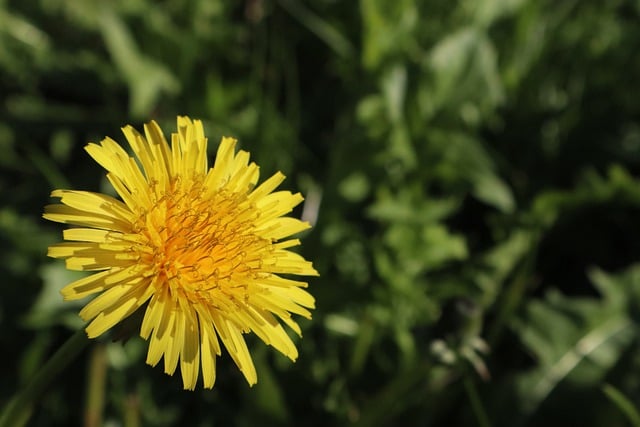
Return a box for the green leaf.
[367,186,460,224]
[602,384,640,427]
[99,6,179,117]
[338,172,370,202]
[432,132,515,212]
[470,0,528,28]
[360,0,417,69]
[531,166,640,227]
[22,264,85,329]
[476,229,538,308]
[426,28,504,121]
[514,287,635,414]
[277,0,353,58]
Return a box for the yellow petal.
[61,266,140,300]
[199,316,219,389]
[44,204,131,232]
[179,300,201,390]
[84,282,153,338]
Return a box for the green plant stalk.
[0,329,90,427]
[463,376,492,427]
[602,384,640,427]
[276,0,353,58]
[85,344,107,427]
[123,394,141,427]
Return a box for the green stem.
[276,0,354,58]
[463,376,492,427]
[0,328,90,427]
[602,384,640,427]
[84,344,107,427]
[123,393,141,427]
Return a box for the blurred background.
[2,0,640,426]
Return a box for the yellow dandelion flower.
[43,116,318,390]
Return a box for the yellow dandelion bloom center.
[138,177,266,306]
[44,116,318,390]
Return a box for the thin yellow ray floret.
[123,126,160,183]
[44,204,131,232]
[203,137,238,193]
[63,228,116,243]
[148,299,177,369]
[259,274,311,289]
[144,293,173,366]
[255,191,305,222]
[84,137,131,180]
[64,249,139,271]
[256,217,311,240]
[143,120,173,182]
[83,280,154,338]
[248,172,286,202]
[175,116,207,177]
[61,266,142,300]
[177,297,201,390]
[50,190,134,222]
[261,250,319,276]
[251,291,313,320]
[236,306,298,360]
[199,316,221,388]
[85,141,153,209]
[164,306,185,376]
[214,313,258,385]
[48,242,97,258]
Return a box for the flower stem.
[84,344,107,427]
[463,375,492,427]
[0,328,90,427]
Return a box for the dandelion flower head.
[44,116,318,390]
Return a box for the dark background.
[2,1,640,426]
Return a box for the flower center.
[134,177,267,305]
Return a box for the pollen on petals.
[44,116,318,390]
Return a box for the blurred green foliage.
[2,0,640,425]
